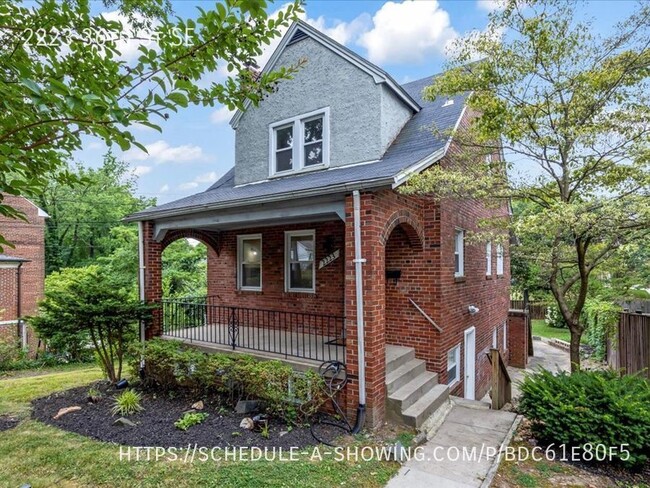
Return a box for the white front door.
[464,327,476,400]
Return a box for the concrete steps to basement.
[386,345,450,429]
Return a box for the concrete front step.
[385,344,450,429]
[386,358,427,394]
[388,370,439,412]
[401,384,450,428]
[386,345,415,375]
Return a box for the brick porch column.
[344,192,386,428]
[508,309,530,368]
[141,221,163,338]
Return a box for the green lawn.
[531,319,585,343]
[0,364,399,487]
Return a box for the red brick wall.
[0,195,46,352]
[508,310,529,368]
[205,221,345,316]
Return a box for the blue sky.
[74,0,638,205]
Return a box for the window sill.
[269,163,329,179]
[454,276,466,283]
[485,275,493,280]
[283,290,317,296]
[447,378,459,388]
[496,274,505,279]
[236,289,263,295]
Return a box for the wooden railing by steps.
[487,348,512,410]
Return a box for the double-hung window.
[285,230,315,292]
[237,234,262,290]
[270,108,329,176]
[447,345,460,385]
[454,229,465,277]
[496,243,504,275]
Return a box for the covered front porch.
[161,296,346,366]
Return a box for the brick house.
[0,195,47,352]
[126,21,511,429]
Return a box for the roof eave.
[123,176,395,223]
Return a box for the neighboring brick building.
[0,195,47,352]
[127,21,515,429]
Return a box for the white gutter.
[352,190,366,406]
[137,222,146,361]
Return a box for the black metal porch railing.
[161,298,345,363]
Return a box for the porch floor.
[162,322,345,369]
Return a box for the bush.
[131,338,326,423]
[582,299,621,362]
[175,412,208,431]
[0,336,74,372]
[111,390,144,416]
[519,368,650,468]
[545,306,568,329]
[30,265,152,383]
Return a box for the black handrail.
[161,298,345,363]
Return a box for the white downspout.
[353,190,366,407]
[137,222,146,370]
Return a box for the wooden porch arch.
[160,229,223,256]
[380,210,425,249]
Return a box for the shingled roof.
[125,75,467,222]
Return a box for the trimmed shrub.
[130,339,326,423]
[519,368,650,468]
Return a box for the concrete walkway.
[508,338,570,398]
[386,404,518,488]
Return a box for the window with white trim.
[237,234,262,290]
[503,321,507,350]
[492,327,498,349]
[496,243,504,275]
[486,241,492,276]
[447,345,460,385]
[454,229,464,277]
[270,108,329,176]
[285,230,316,292]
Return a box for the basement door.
[464,327,476,400]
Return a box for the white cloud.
[159,184,169,193]
[476,0,502,12]
[358,1,458,65]
[305,13,372,46]
[179,171,218,190]
[124,140,208,164]
[210,105,235,125]
[132,165,152,176]
[100,11,160,63]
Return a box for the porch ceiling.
[152,195,345,241]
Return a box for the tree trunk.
[568,325,582,372]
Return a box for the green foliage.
[544,306,567,329]
[174,411,208,431]
[162,239,208,298]
[582,299,621,361]
[0,0,302,246]
[519,369,650,468]
[132,339,326,423]
[402,0,650,371]
[87,387,102,403]
[39,154,153,275]
[30,265,152,382]
[0,336,78,371]
[111,389,143,416]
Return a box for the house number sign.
[319,249,340,269]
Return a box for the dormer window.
[269,108,330,176]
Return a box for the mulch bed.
[0,415,20,432]
[32,381,338,448]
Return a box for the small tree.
[31,265,151,382]
[402,0,650,371]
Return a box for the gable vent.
[288,28,308,45]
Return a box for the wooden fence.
[510,300,548,320]
[608,312,650,378]
[619,300,650,314]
